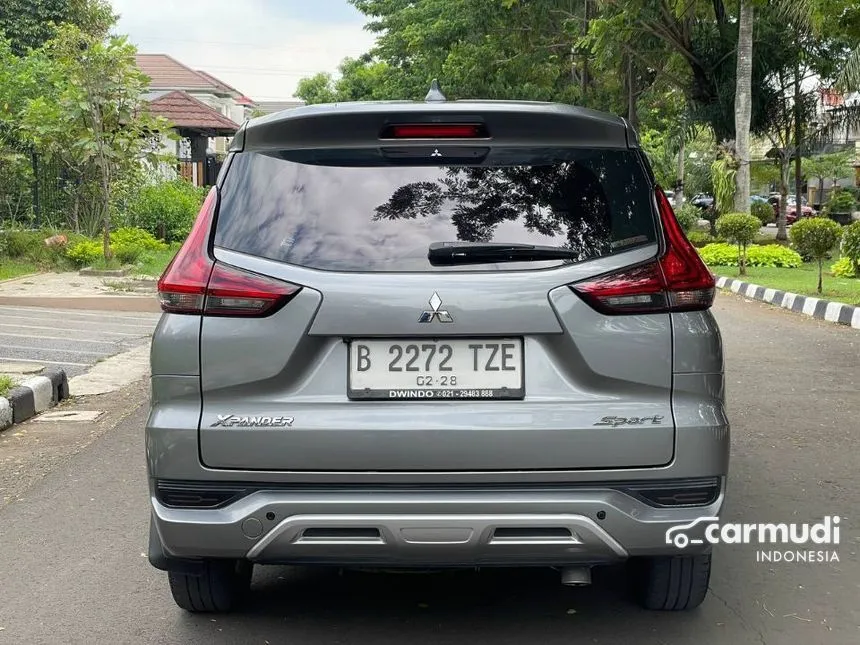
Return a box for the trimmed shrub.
[840,221,860,273]
[699,243,802,268]
[790,217,843,293]
[675,202,700,232]
[824,189,857,215]
[688,231,718,248]
[831,257,856,278]
[66,239,103,266]
[715,212,761,275]
[751,201,774,225]
[125,180,207,242]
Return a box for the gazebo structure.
[145,90,240,186]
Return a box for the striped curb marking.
[0,368,69,430]
[716,276,860,329]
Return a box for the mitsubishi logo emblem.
[418,292,453,323]
[430,149,442,157]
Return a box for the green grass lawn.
[0,259,40,281]
[711,263,860,305]
[136,245,179,278]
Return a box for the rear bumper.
[150,482,724,568]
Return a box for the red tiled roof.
[136,54,225,91]
[147,90,240,133]
[194,69,238,94]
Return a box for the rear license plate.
[348,338,524,400]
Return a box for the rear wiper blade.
[428,241,579,266]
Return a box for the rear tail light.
[157,187,301,316]
[570,187,715,314]
[381,123,488,139]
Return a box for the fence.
[0,140,69,229]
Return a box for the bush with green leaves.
[698,243,802,268]
[789,217,843,293]
[840,221,860,273]
[64,226,167,266]
[698,243,738,266]
[687,231,719,248]
[751,201,774,225]
[825,189,857,215]
[831,257,856,278]
[125,180,207,242]
[113,227,166,264]
[0,228,86,267]
[674,202,700,232]
[66,239,103,266]
[109,226,165,251]
[747,244,802,268]
[715,212,761,275]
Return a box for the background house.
[136,54,252,185]
[255,99,305,116]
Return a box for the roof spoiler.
[239,102,635,152]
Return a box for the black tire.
[168,560,252,613]
[631,553,711,611]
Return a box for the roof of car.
[232,99,634,152]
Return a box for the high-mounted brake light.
[157,188,301,316]
[382,123,487,139]
[570,187,715,315]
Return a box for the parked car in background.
[768,194,815,224]
[691,193,714,210]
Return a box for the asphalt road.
[0,293,857,644]
[0,305,161,377]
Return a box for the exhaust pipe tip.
[560,566,592,586]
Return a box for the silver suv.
[146,92,728,613]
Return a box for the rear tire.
[631,553,711,611]
[168,560,252,613]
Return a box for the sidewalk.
[0,272,159,312]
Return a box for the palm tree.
[733,0,754,213]
[837,47,860,91]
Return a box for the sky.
[110,0,376,100]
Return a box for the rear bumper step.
[150,482,724,567]
[244,513,626,563]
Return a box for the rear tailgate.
[199,250,673,471]
[194,104,675,472]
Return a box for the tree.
[732,0,753,213]
[9,26,168,248]
[802,152,852,207]
[715,212,760,275]
[295,72,338,105]
[0,0,113,55]
[789,217,842,293]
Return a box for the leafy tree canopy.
[0,0,114,55]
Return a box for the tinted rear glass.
[215,149,656,272]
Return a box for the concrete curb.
[0,368,69,431]
[716,276,860,329]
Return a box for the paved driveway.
[0,293,857,644]
[0,305,161,377]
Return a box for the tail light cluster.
[571,188,715,314]
[157,188,301,316]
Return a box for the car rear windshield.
[214,148,656,272]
